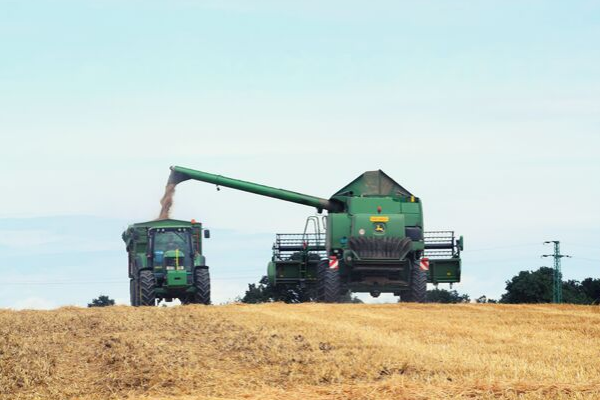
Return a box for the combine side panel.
[424,231,462,284]
[269,233,326,286]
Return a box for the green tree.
[426,288,470,303]
[239,278,273,304]
[476,295,497,303]
[239,276,363,303]
[500,267,554,303]
[500,267,599,304]
[581,278,600,304]
[238,276,311,303]
[562,279,590,304]
[88,295,115,307]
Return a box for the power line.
[562,243,600,250]
[7,280,125,286]
[462,257,537,265]
[467,243,541,252]
[5,275,265,286]
[571,257,600,263]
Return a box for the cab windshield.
[154,231,190,253]
[152,229,192,269]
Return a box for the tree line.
[87,266,600,306]
[237,266,600,305]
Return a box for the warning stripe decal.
[329,256,339,270]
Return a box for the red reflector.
[329,256,339,270]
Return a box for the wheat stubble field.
[1,303,599,400]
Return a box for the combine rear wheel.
[139,270,156,306]
[317,260,341,303]
[193,268,211,305]
[403,259,427,303]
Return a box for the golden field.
[1,303,600,400]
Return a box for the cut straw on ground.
[1,303,599,400]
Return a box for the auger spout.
[169,166,344,213]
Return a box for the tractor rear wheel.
[317,260,341,303]
[139,270,156,306]
[193,268,211,305]
[130,278,140,307]
[404,258,427,303]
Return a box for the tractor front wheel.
[139,270,156,306]
[193,268,211,305]
[317,260,341,303]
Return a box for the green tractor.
[167,166,463,303]
[122,219,211,306]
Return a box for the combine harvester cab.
[122,219,211,306]
[168,166,463,303]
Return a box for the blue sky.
[1,1,599,307]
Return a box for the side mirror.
[203,229,211,239]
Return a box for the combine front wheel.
[139,270,156,306]
[317,260,341,303]
[404,259,427,303]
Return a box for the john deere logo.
[374,223,386,233]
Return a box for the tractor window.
[153,231,191,254]
[152,230,192,270]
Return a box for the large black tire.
[403,259,427,303]
[139,270,156,306]
[193,268,211,305]
[179,297,191,305]
[316,260,341,303]
[130,278,140,307]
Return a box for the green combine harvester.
[168,166,463,303]
[122,219,211,306]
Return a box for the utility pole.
[542,241,571,303]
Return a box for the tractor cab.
[123,219,211,306]
[150,227,194,288]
